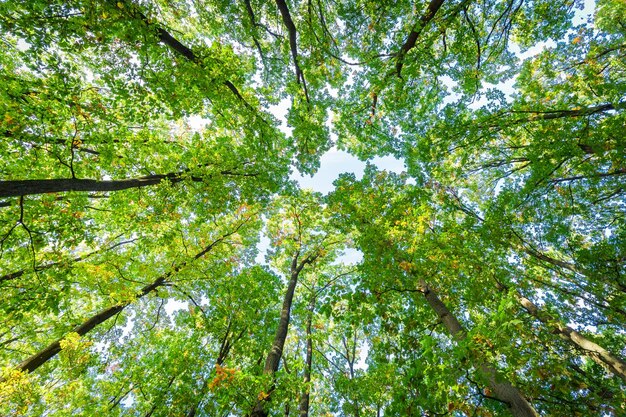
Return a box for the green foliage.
[1,1,624,416]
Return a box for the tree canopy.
[1,0,625,416]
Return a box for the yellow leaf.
[399,261,414,272]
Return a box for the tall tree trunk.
[418,279,539,417]
[498,282,626,382]
[251,252,318,417]
[0,173,194,198]
[0,166,257,198]
[4,222,246,378]
[298,293,315,417]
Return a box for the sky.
[287,0,595,194]
[174,0,598,320]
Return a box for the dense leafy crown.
[0,0,624,416]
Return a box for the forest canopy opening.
[1,0,624,416]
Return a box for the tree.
[1,0,625,416]
[251,191,345,417]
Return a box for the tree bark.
[395,0,446,76]
[418,279,539,417]
[15,276,165,374]
[506,102,622,125]
[112,0,250,107]
[0,173,193,198]
[251,252,318,417]
[500,283,626,382]
[274,0,309,102]
[186,321,241,417]
[0,168,258,198]
[4,222,245,377]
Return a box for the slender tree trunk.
[15,276,165,374]
[418,279,539,417]
[113,0,252,108]
[251,252,318,417]
[498,282,626,382]
[186,322,240,417]
[145,375,176,417]
[395,0,446,76]
[4,223,245,378]
[298,293,315,417]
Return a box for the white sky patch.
[16,38,30,51]
[255,227,271,265]
[164,298,188,316]
[186,115,209,131]
[354,341,369,371]
[334,247,363,265]
[574,0,596,26]
[440,75,463,106]
[508,39,558,61]
[291,148,365,193]
[291,148,407,194]
[371,155,405,175]
[269,98,292,135]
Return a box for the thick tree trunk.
[418,279,539,417]
[0,172,199,198]
[505,284,626,382]
[298,294,315,417]
[0,168,257,198]
[251,252,317,417]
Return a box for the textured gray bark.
[418,279,539,417]
[513,288,626,382]
[0,167,256,198]
[15,276,165,374]
[0,174,192,198]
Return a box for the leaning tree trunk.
[497,281,626,382]
[418,279,539,417]
[111,0,252,107]
[251,252,318,417]
[3,224,243,378]
[0,172,194,198]
[0,163,260,198]
[14,276,166,374]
